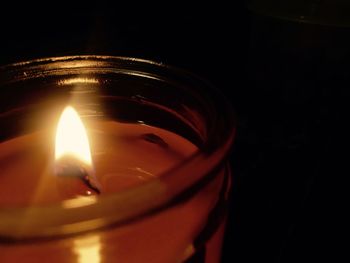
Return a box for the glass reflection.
[73,234,101,263]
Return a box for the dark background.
[0,3,344,262]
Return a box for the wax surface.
[0,122,197,206]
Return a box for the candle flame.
[55,106,92,166]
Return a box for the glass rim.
[0,55,236,241]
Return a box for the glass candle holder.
[0,56,236,263]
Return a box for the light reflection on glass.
[58,78,99,86]
[181,244,195,261]
[61,195,98,209]
[73,234,101,263]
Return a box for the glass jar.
[0,56,236,263]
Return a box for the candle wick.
[55,160,102,195]
[81,174,101,195]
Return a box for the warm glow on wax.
[55,106,92,165]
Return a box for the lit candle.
[0,56,235,263]
[0,106,197,205]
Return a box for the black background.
[0,3,344,262]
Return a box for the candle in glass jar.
[0,105,227,263]
[0,56,234,263]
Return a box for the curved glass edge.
[0,56,236,240]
